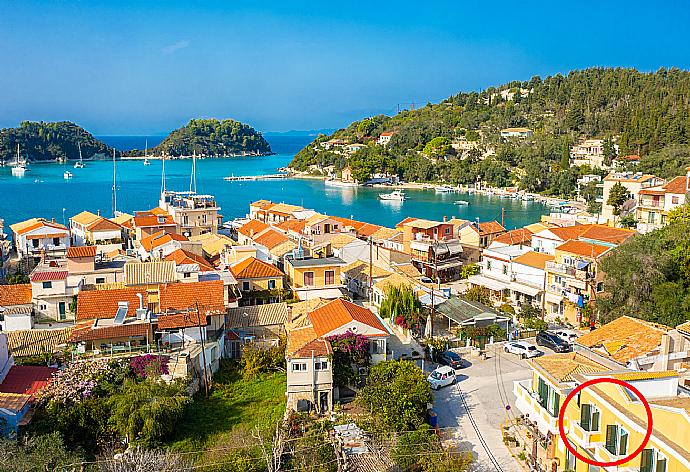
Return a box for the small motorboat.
[378,190,406,201]
[63,170,73,180]
[521,194,535,201]
[435,185,456,193]
[454,200,470,206]
[143,158,151,166]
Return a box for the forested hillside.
[0,121,113,162]
[131,119,272,157]
[291,68,690,196]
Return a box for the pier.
[223,173,289,181]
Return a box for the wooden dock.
[223,174,289,181]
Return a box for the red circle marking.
[557,377,654,467]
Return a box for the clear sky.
[1,1,689,135]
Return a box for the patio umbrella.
[424,313,433,338]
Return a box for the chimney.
[443,216,447,222]
[659,333,672,370]
[97,209,101,216]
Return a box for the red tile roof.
[0,284,32,306]
[159,280,225,315]
[140,230,188,251]
[555,240,611,259]
[70,321,151,342]
[66,245,97,258]
[491,228,533,246]
[663,175,689,194]
[275,219,306,234]
[395,217,418,229]
[157,310,208,330]
[15,220,68,236]
[165,248,215,271]
[133,214,176,228]
[254,228,289,250]
[478,221,506,234]
[309,298,387,337]
[231,257,285,279]
[0,365,57,396]
[77,287,147,320]
[578,225,636,245]
[87,218,122,232]
[30,270,68,282]
[238,219,270,238]
[547,224,593,241]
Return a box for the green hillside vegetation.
[0,121,114,163]
[291,68,690,196]
[131,118,272,157]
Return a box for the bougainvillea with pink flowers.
[326,331,370,387]
[130,354,169,378]
[35,359,111,406]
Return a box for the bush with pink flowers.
[130,354,169,379]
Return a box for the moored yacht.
[11,144,27,177]
[378,190,406,201]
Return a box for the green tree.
[602,137,617,166]
[357,360,432,432]
[607,182,630,218]
[463,286,492,306]
[108,378,190,447]
[379,284,422,329]
[0,433,83,472]
[422,136,452,158]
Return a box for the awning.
[509,281,542,297]
[433,260,464,271]
[294,287,346,300]
[545,292,564,304]
[467,275,508,292]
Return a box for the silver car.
[504,341,542,359]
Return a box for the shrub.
[240,337,286,377]
[130,354,169,379]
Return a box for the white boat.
[325,178,357,188]
[378,190,406,201]
[435,185,456,193]
[143,158,151,166]
[11,144,27,177]
[454,200,470,206]
[143,139,151,165]
[521,194,534,201]
[74,143,85,168]
[63,170,73,179]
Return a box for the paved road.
[431,344,533,472]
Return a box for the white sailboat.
[11,144,27,177]
[378,190,406,201]
[143,139,150,165]
[74,143,85,168]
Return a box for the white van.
[552,329,579,344]
[427,365,457,390]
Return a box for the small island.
[128,118,272,157]
[0,121,114,163]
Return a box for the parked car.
[536,330,571,352]
[552,329,579,344]
[427,365,457,390]
[503,341,542,359]
[439,350,468,369]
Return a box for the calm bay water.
[0,135,548,230]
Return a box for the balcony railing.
[569,422,602,448]
[513,379,558,434]
[546,262,593,281]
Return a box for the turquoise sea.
[0,135,548,230]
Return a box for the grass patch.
[168,360,286,464]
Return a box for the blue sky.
[1,1,689,134]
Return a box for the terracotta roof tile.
[77,287,147,320]
[512,251,554,269]
[70,321,151,342]
[5,328,72,357]
[66,245,97,258]
[578,225,636,245]
[124,261,177,285]
[254,228,289,250]
[87,218,122,232]
[662,175,689,194]
[555,240,611,259]
[529,353,608,384]
[13,219,69,236]
[165,248,215,271]
[0,392,30,411]
[275,219,306,234]
[159,280,225,315]
[0,284,33,306]
[576,316,671,363]
[287,325,332,358]
[157,310,208,330]
[238,219,270,238]
[140,230,188,251]
[491,228,533,246]
[71,211,102,226]
[133,214,176,228]
[309,298,387,337]
[545,224,592,241]
[30,270,68,282]
[231,257,285,279]
[0,365,57,396]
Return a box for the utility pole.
[430,241,438,338]
[368,237,373,304]
[195,302,210,399]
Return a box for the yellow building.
[514,353,690,472]
[284,255,346,300]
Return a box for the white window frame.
[291,362,307,372]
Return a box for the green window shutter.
[618,430,628,455]
[640,449,653,472]
[580,404,591,431]
[538,378,548,408]
[591,410,600,431]
[655,457,667,472]
[605,425,617,454]
[551,392,561,418]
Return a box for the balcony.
[568,422,602,448]
[513,379,559,435]
[546,261,576,277]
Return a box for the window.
[372,339,385,354]
[537,377,560,417]
[268,279,276,290]
[605,425,628,456]
[671,196,680,205]
[580,404,600,432]
[32,239,39,248]
[565,448,577,471]
[42,281,52,289]
[304,271,314,286]
[242,281,250,291]
[325,270,335,285]
[53,237,60,246]
[324,223,331,234]
[95,277,106,284]
[640,449,667,472]
[486,260,492,270]
[444,227,450,235]
[291,362,307,372]
[314,361,328,370]
[502,264,508,275]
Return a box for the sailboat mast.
[78,143,83,163]
[112,148,117,217]
[190,150,197,193]
[161,152,166,196]
[145,139,148,158]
